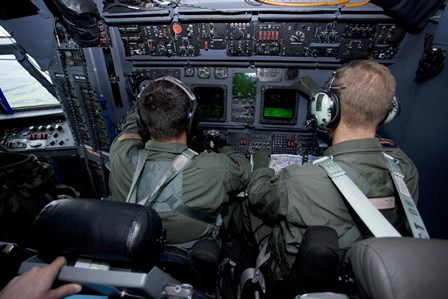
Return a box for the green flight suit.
[247,138,419,280]
[108,111,251,244]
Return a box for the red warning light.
[173,23,182,35]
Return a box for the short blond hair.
[333,59,396,128]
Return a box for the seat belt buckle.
[313,156,346,178]
[383,153,405,178]
[312,155,332,165]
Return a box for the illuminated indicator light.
[173,24,182,35]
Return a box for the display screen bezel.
[192,84,227,122]
[260,86,299,125]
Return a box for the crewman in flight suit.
[246,59,419,283]
[108,76,251,245]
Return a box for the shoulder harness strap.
[126,148,147,204]
[238,241,270,299]
[142,148,198,207]
[382,153,429,239]
[313,156,401,238]
[314,155,430,241]
[126,148,220,228]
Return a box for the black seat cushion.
[267,226,341,298]
[30,198,163,271]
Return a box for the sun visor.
[371,0,445,34]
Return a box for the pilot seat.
[242,226,448,299]
[18,198,193,298]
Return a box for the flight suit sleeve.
[118,109,141,135]
[110,110,143,149]
[108,110,144,201]
[220,146,252,192]
[246,147,282,222]
[247,167,280,222]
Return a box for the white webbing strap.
[382,153,430,239]
[125,148,198,205]
[141,148,198,207]
[313,156,401,238]
[238,241,270,299]
[126,148,148,204]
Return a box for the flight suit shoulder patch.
[117,133,142,141]
[380,138,398,148]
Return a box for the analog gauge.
[290,31,306,43]
[197,66,211,79]
[184,66,194,77]
[214,67,228,79]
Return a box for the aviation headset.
[136,75,198,138]
[309,70,400,129]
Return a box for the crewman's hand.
[0,256,82,299]
[209,135,228,152]
[253,147,270,170]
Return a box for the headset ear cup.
[309,91,340,129]
[188,99,198,132]
[326,91,340,128]
[383,96,400,124]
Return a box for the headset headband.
[154,75,197,104]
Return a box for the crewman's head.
[332,59,396,129]
[137,78,190,141]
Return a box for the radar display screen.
[193,86,226,121]
[261,88,298,125]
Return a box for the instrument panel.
[117,21,405,62]
[107,4,407,156]
[0,115,76,152]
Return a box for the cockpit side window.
[0,26,59,111]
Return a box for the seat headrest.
[348,237,448,299]
[30,198,163,271]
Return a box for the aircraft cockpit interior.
[1,0,448,298]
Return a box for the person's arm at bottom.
[0,256,82,299]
